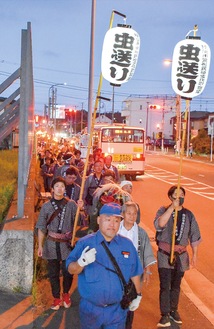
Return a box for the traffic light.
[158,132,162,138]
[150,104,161,110]
[64,108,69,120]
[65,108,76,121]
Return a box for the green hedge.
[0,150,18,222]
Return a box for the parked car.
[155,138,176,148]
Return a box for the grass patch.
[12,286,23,293]
[0,150,18,222]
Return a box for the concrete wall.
[0,157,36,293]
[0,230,34,293]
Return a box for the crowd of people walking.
[35,139,201,328]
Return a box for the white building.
[95,114,111,124]
[121,95,178,139]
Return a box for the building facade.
[121,95,178,140]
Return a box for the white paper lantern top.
[171,38,211,99]
[101,26,140,85]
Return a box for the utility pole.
[161,100,165,152]
[186,105,191,157]
[49,83,66,135]
[146,101,149,138]
[54,87,57,134]
[81,102,84,132]
[87,0,96,131]
[74,106,77,134]
[98,95,101,123]
[51,87,55,136]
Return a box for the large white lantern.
[101,25,140,85]
[171,37,211,99]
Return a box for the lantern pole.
[176,95,181,143]
[185,25,198,157]
[71,10,126,247]
[111,84,116,124]
[170,25,198,266]
[170,99,189,265]
[186,105,191,157]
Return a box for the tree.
[191,129,213,154]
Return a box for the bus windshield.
[101,128,144,143]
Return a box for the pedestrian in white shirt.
[118,201,157,329]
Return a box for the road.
[132,151,214,329]
[0,151,213,329]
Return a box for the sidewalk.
[0,277,81,329]
[150,148,214,165]
[0,260,213,329]
[1,221,213,329]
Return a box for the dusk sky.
[0,0,213,115]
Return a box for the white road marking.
[140,222,214,326]
[145,164,214,201]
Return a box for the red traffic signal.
[64,108,77,122]
[150,104,161,110]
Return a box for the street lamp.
[163,59,172,66]
[48,82,66,134]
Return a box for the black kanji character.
[113,33,134,50]
[176,60,199,79]
[110,49,132,67]
[177,78,197,93]
[179,44,200,62]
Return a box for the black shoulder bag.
[101,241,137,309]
